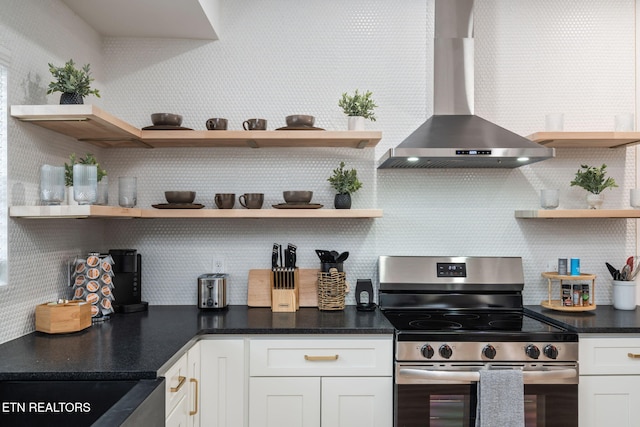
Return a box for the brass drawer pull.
[304,354,339,361]
[189,378,199,416]
[170,375,186,392]
[628,353,640,359]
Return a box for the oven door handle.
[398,368,577,383]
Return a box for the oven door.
[395,363,578,427]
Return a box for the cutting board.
[247,269,319,307]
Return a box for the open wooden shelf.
[11,105,381,149]
[9,205,141,219]
[515,209,640,219]
[527,131,640,148]
[10,205,383,219]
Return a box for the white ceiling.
[61,0,219,40]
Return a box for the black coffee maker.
[109,249,148,313]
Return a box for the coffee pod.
[101,285,113,299]
[86,292,99,305]
[74,261,87,275]
[87,255,100,267]
[87,268,100,280]
[74,287,86,299]
[90,305,100,317]
[74,275,86,287]
[101,274,112,286]
[86,281,100,292]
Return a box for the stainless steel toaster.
[197,273,228,309]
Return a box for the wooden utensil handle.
[628,353,640,359]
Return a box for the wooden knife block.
[270,268,299,312]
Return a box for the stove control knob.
[543,345,559,360]
[525,344,540,359]
[439,344,453,359]
[482,344,497,360]
[421,344,435,359]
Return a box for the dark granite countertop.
[525,304,640,333]
[0,305,393,381]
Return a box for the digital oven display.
[437,262,467,277]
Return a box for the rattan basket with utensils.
[317,268,346,310]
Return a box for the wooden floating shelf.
[11,105,381,149]
[527,131,640,148]
[10,205,383,219]
[9,205,141,219]
[515,209,640,219]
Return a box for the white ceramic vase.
[586,193,604,209]
[348,116,365,131]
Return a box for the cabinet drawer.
[249,336,392,377]
[165,352,189,414]
[580,336,640,375]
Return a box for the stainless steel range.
[379,256,578,427]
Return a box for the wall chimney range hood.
[378,0,554,169]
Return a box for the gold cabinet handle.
[189,378,199,416]
[170,375,186,392]
[304,354,339,361]
[628,353,640,359]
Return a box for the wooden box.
[35,300,91,334]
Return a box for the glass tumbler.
[96,176,109,205]
[540,189,559,209]
[73,164,98,205]
[39,164,65,205]
[631,189,640,208]
[118,177,137,208]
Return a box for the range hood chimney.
[378,0,555,169]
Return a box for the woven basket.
[317,269,346,311]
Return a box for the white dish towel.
[475,369,525,427]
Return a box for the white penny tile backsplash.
[0,0,637,343]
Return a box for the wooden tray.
[541,299,597,312]
[248,268,319,307]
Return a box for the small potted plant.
[570,164,618,209]
[65,153,107,205]
[47,59,101,104]
[338,89,377,130]
[327,161,362,209]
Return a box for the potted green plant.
[338,89,377,130]
[47,59,101,104]
[327,161,362,209]
[570,164,618,209]
[65,153,107,205]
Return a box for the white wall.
[0,0,636,343]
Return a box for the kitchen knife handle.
[304,354,339,361]
[170,375,186,392]
[189,378,199,415]
[628,353,640,359]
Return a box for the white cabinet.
[248,335,392,427]
[579,335,640,427]
[200,338,246,427]
[187,343,201,427]
[163,342,201,427]
[249,377,321,427]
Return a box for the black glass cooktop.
[383,310,577,342]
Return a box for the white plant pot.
[348,116,365,131]
[586,193,604,209]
